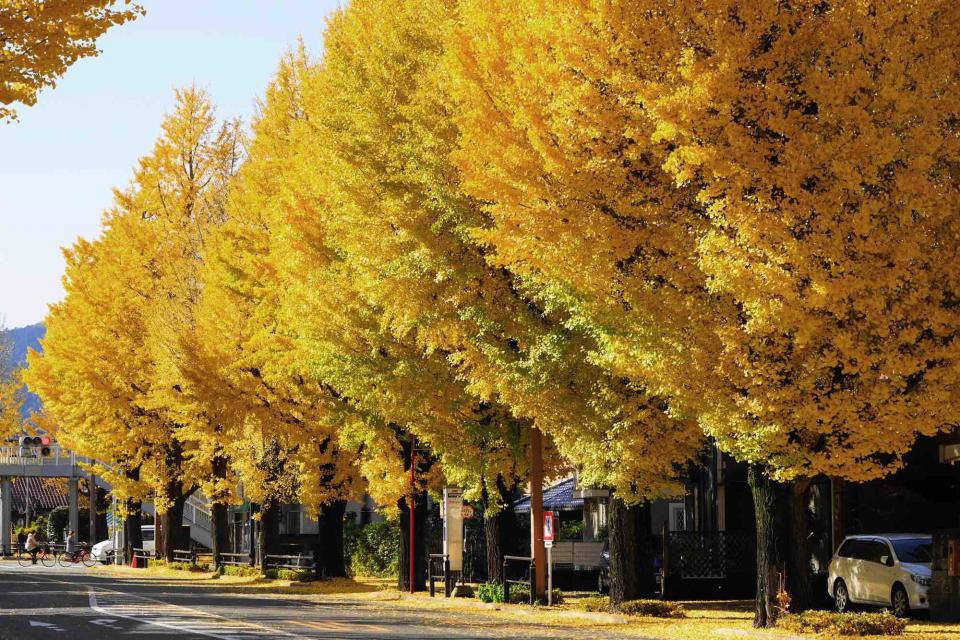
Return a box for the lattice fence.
[667,531,755,579]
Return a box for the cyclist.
[25,532,39,565]
[65,529,78,561]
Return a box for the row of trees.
[16,0,960,625]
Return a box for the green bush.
[559,520,584,541]
[779,610,906,636]
[618,599,686,618]
[506,586,563,605]
[343,519,399,578]
[577,596,610,612]
[219,564,262,578]
[264,568,314,582]
[47,507,69,542]
[477,582,504,603]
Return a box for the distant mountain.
[3,323,44,420]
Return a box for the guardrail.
[131,547,151,568]
[264,553,314,571]
[0,445,77,467]
[503,555,535,605]
[428,553,452,597]
[172,548,196,565]
[218,552,253,567]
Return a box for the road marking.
[29,620,64,632]
[90,617,123,629]
[88,587,307,639]
[289,618,390,634]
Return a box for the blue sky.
[0,0,343,328]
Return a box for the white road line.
[88,587,306,640]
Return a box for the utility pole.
[529,427,546,600]
[409,442,415,594]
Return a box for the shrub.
[618,599,686,618]
[577,596,610,612]
[477,582,504,603]
[219,564,262,578]
[343,519,399,578]
[265,568,314,582]
[505,586,563,605]
[559,520,584,541]
[779,610,906,636]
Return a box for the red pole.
[409,443,415,594]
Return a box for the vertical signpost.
[443,486,464,572]
[543,510,555,606]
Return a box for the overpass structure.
[0,445,84,553]
[0,442,215,554]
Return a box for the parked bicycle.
[17,546,56,567]
[57,542,96,568]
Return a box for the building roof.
[513,477,583,513]
[11,477,68,513]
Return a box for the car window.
[892,538,932,563]
[838,539,859,558]
[863,540,891,564]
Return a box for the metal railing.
[428,553,452,598]
[264,553,314,571]
[503,555,535,605]
[131,547,151,568]
[0,445,77,467]
[218,552,253,567]
[172,549,196,565]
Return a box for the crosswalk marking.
[88,587,305,639]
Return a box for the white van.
[90,525,155,563]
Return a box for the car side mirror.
[881,555,893,566]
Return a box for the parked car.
[827,534,932,617]
[91,525,156,564]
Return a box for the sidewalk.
[85,565,960,640]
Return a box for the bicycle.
[17,547,56,567]
[57,543,96,568]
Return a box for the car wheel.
[834,579,850,613]
[892,584,910,618]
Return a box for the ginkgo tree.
[273,0,704,603]
[446,0,960,623]
[0,0,142,120]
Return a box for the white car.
[91,525,156,563]
[827,534,932,617]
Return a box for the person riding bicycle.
[25,532,39,565]
[65,529,78,561]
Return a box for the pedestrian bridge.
[0,445,85,555]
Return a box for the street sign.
[443,486,464,571]
[543,510,555,543]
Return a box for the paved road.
[0,563,639,639]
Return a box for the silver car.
[827,534,932,618]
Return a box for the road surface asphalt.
[0,562,648,639]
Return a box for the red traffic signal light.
[40,436,51,446]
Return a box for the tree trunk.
[787,477,813,612]
[209,455,230,568]
[95,487,108,543]
[484,510,503,584]
[397,492,427,591]
[317,499,347,579]
[124,499,143,562]
[749,464,783,628]
[608,496,653,610]
[159,484,188,563]
[257,502,280,571]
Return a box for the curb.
[395,593,629,624]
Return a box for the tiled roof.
[11,477,68,513]
[513,477,583,512]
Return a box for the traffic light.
[18,435,52,456]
